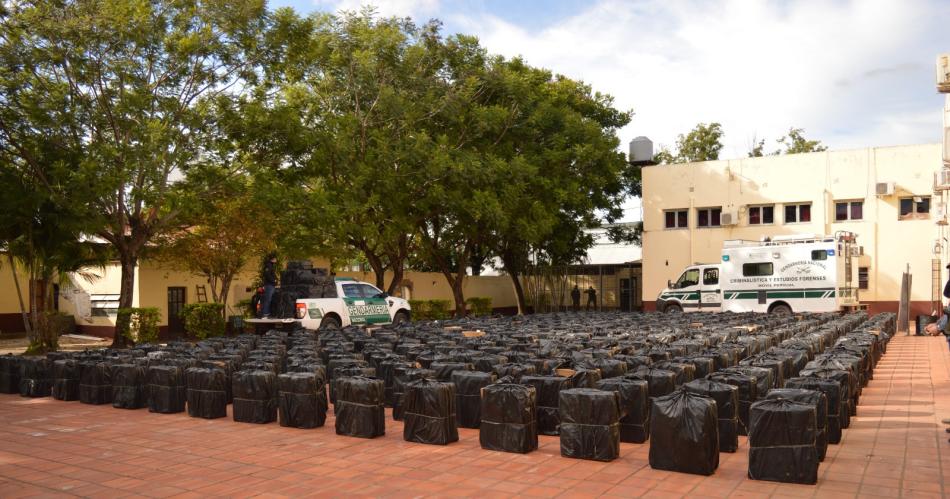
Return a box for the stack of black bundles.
[785,376,843,443]
[19,357,52,398]
[568,368,602,389]
[0,355,20,394]
[233,370,278,424]
[559,388,621,462]
[185,367,228,419]
[766,388,829,461]
[403,378,458,445]
[278,372,327,429]
[596,377,650,443]
[451,371,495,428]
[112,364,147,409]
[146,365,186,414]
[378,360,413,406]
[335,376,386,438]
[430,362,473,382]
[479,381,538,453]
[706,371,757,435]
[52,359,80,401]
[684,378,739,452]
[393,367,434,421]
[649,389,719,476]
[748,397,819,484]
[521,375,573,435]
[492,363,536,382]
[799,366,853,428]
[79,361,113,405]
[626,366,676,402]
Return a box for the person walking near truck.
[261,254,278,318]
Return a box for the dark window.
[358,284,382,297]
[835,200,864,221]
[811,249,828,261]
[749,205,774,225]
[665,209,688,228]
[851,202,863,220]
[342,284,361,298]
[835,202,848,221]
[899,196,930,220]
[676,269,700,288]
[703,268,719,285]
[859,267,869,290]
[785,203,811,224]
[742,262,774,276]
[697,207,722,228]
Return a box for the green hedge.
[118,307,160,344]
[407,299,452,320]
[182,303,225,339]
[465,297,493,316]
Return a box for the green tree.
[653,123,723,164]
[0,0,268,347]
[778,127,828,154]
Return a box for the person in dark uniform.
[571,285,581,312]
[261,254,278,318]
[585,286,597,312]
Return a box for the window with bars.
[748,205,774,225]
[696,207,722,228]
[835,200,863,221]
[664,209,688,229]
[784,203,812,224]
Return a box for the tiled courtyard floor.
[1,333,948,498]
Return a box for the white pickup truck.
[247,277,411,330]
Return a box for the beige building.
[642,143,946,318]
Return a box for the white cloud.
[314,0,440,18]
[451,0,948,160]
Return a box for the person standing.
[261,254,278,318]
[571,285,581,312]
[585,286,597,312]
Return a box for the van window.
[811,249,828,261]
[703,268,719,285]
[742,262,773,277]
[675,269,700,288]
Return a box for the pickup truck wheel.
[319,315,341,330]
[665,303,683,313]
[393,311,410,326]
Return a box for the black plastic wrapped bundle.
[520,375,573,435]
[596,377,649,443]
[785,376,842,443]
[649,389,719,476]
[568,368,602,389]
[740,355,786,389]
[471,355,507,373]
[653,361,695,386]
[146,365,186,414]
[799,367,852,427]
[679,357,715,379]
[378,360,413,406]
[684,378,739,452]
[19,357,52,398]
[707,371,757,435]
[52,359,80,401]
[330,366,376,405]
[452,371,496,428]
[625,366,676,401]
[79,361,113,405]
[278,372,327,428]
[112,364,146,409]
[766,388,828,461]
[722,366,772,401]
[617,355,652,371]
[578,359,627,379]
[480,381,537,454]
[185,367,228,419]
[558,388,621,462]
[335,376,385,438]
[430,362,473,382]
[0,355,21,394]
[402,378,458,445]
[393,368,435,420]
[748,397,819,484]
[492,363,536,382]
[232,370,278,424]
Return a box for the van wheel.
[393,311,410,326]
[665,303,683,313]
[770,303,792,315]
[319,315,341,330]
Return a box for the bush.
[429,300,451,320]
[466,297,493,316]
[118,307,160,344]
[408,300,431,320]
[235,299,253,318]
[182,303,225,339]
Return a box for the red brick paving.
[0,334,948,498]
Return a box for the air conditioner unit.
[938,53,950,93]
[875,182,895,196]
[720,211,739,226]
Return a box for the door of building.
[620,278,632,312]
[167,287,186,334]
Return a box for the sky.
[269,0,950,221]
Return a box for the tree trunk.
[112,255,137,348]
[450,275,466,318]
[508,269,527,315]
[220,275,232,321]
[364,251,386,290]
[387,264,404,296]
[7,253,31,334]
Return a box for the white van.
[656,232,861,314]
